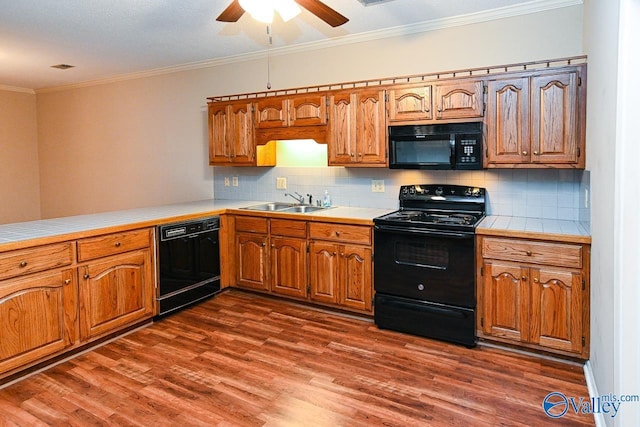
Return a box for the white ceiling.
[0,0,570,91]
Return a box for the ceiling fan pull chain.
[266,23,272,90]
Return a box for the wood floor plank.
[0,290,595,425]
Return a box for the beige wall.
[34,5,583,219]
[0,89,41,223]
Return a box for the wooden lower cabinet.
[478,235,589,358]
[231,215,373,314]
[0,268,78,375]
[78,249,154,341]
[270,236,307,298]
[236,232,269,291]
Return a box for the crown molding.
[36,0,582,94]
[0,84,36,94]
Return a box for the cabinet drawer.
[309,222,371,245]
[235,216,268,233]
[271,219,307,238]
[0,243,74,281]
[482,237,582,268]
[77,228,152,262]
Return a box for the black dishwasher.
[156,216,221,316]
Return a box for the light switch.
[224,177,230,187]
[232,176,239,187]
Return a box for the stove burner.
[420,213,475,225]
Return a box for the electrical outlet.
[232,176,239,187]
[585,188,589,208]
[276,177,287,190]
[371,179,385,193]
[224,177,230,187]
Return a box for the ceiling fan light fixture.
[238,0,301,23]
[239,0,274,23]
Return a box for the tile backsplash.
[214,166,590,222]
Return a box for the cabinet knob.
[533,278,540,283]
[521,275,527,281]
[522,151,528,156]
[526,250,532,256]
[271,243,275,248]
[340,252,345,257]
[533,151,539,155]
[84,273,90,279]
[358,153,363,157]
[350,153,355,157]
[64,279,71,285]
[115,242,121,247]
[19,261,27,268]
[262,242,266,247]
[333,251,337,256]
[335,231,341,236]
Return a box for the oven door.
[373,224,475,308]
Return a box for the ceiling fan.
[216,0,349,27]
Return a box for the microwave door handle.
[450,135,456,164]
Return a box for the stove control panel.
[400,184,484,200]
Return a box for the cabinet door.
[434,79,484,120]
[289,95,327,127]
[339,244,372,312]
[355,88,387,165]
[486,77,530,164]
[387,84,432,122]
[531,72,579,164]
[79,250,154,341]
[229,102,255,164]
[529,267,583,353]
[208,103,231,164]
[255,98,288,129]
[0,269,77,375]
[236,232,269,291]
[327,91,357,165]
[482,261,529,342]
[309,241,339,304]
[270,237,307,298]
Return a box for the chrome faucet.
[284,192,305,204]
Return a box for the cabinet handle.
[64,279,71,285]
[526,250,532,256]
[19,261,27,268]
[522,151,528,156]
[115,242,121,247]
[533,278,539,283]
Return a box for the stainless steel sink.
[281,205,327,213]
[242,202,295,211]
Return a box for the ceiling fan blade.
[294,0,349,27]
[216,0,245,22]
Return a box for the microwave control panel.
[455,137,481,169]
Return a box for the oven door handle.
[374,224,473,239]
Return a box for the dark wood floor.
[0,290,594,426]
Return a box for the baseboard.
[583,360,607,426]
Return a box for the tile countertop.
[0,199,394,251]
[477,215,592,244]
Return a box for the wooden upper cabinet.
[255,98,289,129]
[327,88,386,167]
[289,95,327,127]
[255,95,327,129]
[387,84,432,123]
[434,79,485,120]
[486,77,530,164]
[531,71,579,164]
[485,67,585,168]
[208,101,263,166]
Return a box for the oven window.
[395,240,449,270]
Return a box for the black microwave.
[388,122,483,170]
